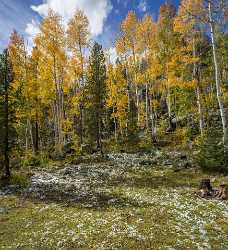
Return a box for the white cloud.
[138,0,147,12]
[107,47,118,64]
[31,4,49,17]
[25,19,40,38]
[30,0,113,37]
[0,0,37,51]
[25,19,40,53]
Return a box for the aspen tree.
[174,0,205,136]
[106,63,128,139]
[180,0,228,160]
[67,10,90,146]
[35,9,67,153]
[137,15,157,133]
[118,11,140,123]
[157,2,177,129]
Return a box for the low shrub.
[196,130,228,174]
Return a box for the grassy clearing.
[0,156,228,250]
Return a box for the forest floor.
[0,151,228,250]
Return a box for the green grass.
[0,171,33,188]
[0,165,228,250]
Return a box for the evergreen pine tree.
[0,49,15,178]
[85,43,107,155]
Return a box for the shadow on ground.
[0,153,203,209]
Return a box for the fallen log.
[196,179,228,200]
[216,185,228,200]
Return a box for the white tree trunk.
[196,86,204,137]
[208,2,228,157]
[193,38,204,136]
[167,87,172,121]
[150,97,157,142]
[145,83,149,130]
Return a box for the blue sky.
[0,0,180,52]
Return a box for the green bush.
[10,171,33,187]
[21,151,50,168]
[196,131,228,173]
[0,171,33,188]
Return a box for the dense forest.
[1,0,228,175]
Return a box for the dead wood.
[216,185,228,200]
[196,179,228,200]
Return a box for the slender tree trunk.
[113,107,117,142]
[151,108,157,142]
[95,53,103,157]
[79,106,83,145]
[34,119,39,153]
[193,38,204,136]
[166,61,172,130]
[79,41,84,146]
[3,52,11,178]
[53,103,58,148]
[98,113,103,156]
[33,60,39,154]
[53,55,63,153]
[167,86,172,127]
[25,119,29,151]
[149,96,157,142]
[208,2,228,159]
[29,120,34,152]
[132,47,140,124]
[33,110,39,154]
[136,86,140,123]
[23,40,31,152]
[124,56,131,129]
[60,84,65,145]
[4,75,10,177]
[196,85,204,137]
[145,83,149,130]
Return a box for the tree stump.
[198,179,213,198]
[216,185,228,200]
